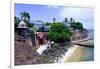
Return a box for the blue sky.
[15,3,94,29]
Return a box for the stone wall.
[71,30,88,41]
[15,35,46,65]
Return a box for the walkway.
[36,44,49,55]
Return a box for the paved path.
[36,44,49,55]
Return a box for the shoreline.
[60,45,83,62]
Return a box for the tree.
[14,16,21,32]
[70,22,84,31]
[48,22,72,43]
[38,27,45,32]
[24,20,33,28]
[20,11,30,21]
[20,11,33,28]
[45,22,51,26]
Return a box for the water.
[79,46,94,61]
[88,30,94,39]
[79,30,94,61]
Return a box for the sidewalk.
[36,44,49,55]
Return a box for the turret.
[17,20,28,39]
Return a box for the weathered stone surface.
[15,35,45,65]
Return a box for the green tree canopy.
[48,22,72,43]
[70,22,84,31]
[45,22,51,26]
[20,11,30,21]
[14,16,21,32]
[20,11,33,28]
[37,26,45,32]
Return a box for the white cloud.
[60,7,94,29]
[46,5,59,8]
[60,7,93,19]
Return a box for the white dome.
[17,21,28,28]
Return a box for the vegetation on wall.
[70,22,84,31]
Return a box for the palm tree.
[20,11,30,21]
[20,11,33,28]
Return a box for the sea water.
[79,30,94,61]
